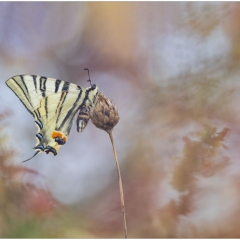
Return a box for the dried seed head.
[90,92,119,133]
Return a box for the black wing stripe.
[57,89,83,130]
[32,75,37,91]
[55,92,68,125]
[40,76,47,97]
[20,75,29,93]
[55,79,61,93]
[45,97,48,119]
[34,110,40,119]
[79,87,92,108]
[11,77,34,116]
[43,77,47,94]
[19,75,35,109]
[62,81,70,92]
[37,109,41,118]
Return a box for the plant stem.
[108,131,128,238]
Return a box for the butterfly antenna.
[84,68,93,87]
[22,151,40,163]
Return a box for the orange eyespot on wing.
[52,131,67,145]
[52,131,63,139]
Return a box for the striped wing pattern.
[6,75,98,156]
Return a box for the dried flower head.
[90,92,119,133]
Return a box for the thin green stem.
[108,131,128,238]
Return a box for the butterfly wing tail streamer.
[22,150,40,163]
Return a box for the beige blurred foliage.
[1,1,240,238]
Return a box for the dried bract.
[90,92,119,133]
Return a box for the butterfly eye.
[54,137,66,145]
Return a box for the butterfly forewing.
[6,75,83,111]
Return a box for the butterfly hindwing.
[6,75,99,156]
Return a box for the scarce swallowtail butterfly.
[6,69,99,162]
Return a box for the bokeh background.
[1,1,240,238]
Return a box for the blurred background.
[1,1,240,238]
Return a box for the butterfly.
[5,69,99,162]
